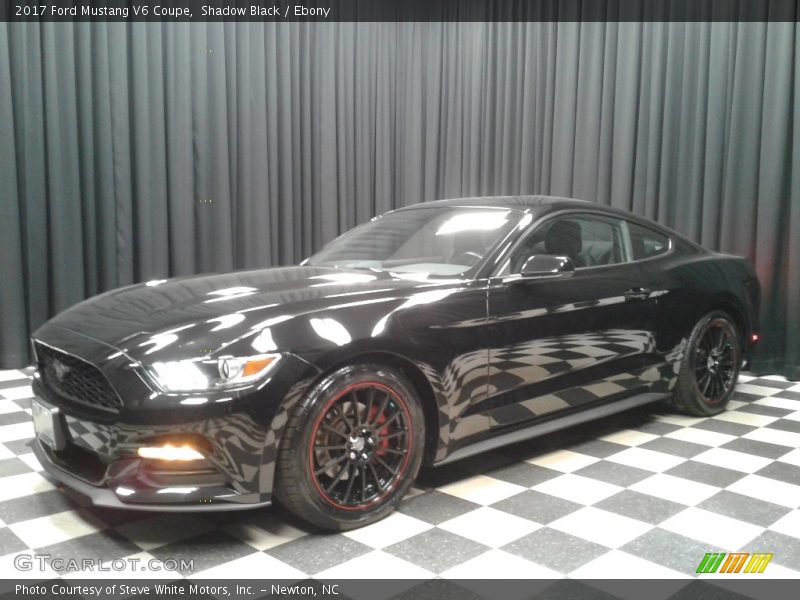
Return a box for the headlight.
[147,354,280,392]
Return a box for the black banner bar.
[1,579,799,600]
[2,0,800,23]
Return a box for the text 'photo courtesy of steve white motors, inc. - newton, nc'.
[13,3,333,19]
[14,583,338,598]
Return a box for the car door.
[480,212,665,429]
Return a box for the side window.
[627,221,670,260]
[505,214,629,274]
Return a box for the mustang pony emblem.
[52,359,71,380]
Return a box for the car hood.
[36,265,454,362]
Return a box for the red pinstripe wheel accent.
[307,381,413,511]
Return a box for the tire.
[672,310,742,417]
[274,363,425,531]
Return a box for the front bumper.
[33,439,271,511]
[29,326,318,511]
[30,385,278,510]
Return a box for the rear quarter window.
[628,221,670,260]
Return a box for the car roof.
[392,195,701,249]
[394,195,591,212]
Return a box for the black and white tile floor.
[0,368,798,580]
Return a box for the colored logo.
[696,552,773,574]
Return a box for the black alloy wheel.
[274,364,424,531]
[309,381,412,510]
[693,320,737,405]
[673,310,742,416]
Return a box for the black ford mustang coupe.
[31,196,760,530]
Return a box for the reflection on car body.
[30,196,760,530]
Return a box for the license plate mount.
[32,398,66,451]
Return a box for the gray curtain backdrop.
[1,22,798,378]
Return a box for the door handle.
[624,287,652,301]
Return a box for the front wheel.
[672,310,742,416]
[274,364,424,531]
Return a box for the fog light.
[137,444,205,461]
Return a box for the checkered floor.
[0,368,799,580]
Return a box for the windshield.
[307,207,521,277]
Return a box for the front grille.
[35,343,122,412]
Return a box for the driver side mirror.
[519,255,575,279]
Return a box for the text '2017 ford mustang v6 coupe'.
[30,196,760,530]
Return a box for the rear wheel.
[672,310,741,416]
[274,364,424,531]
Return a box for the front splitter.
[32,440,272,512]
